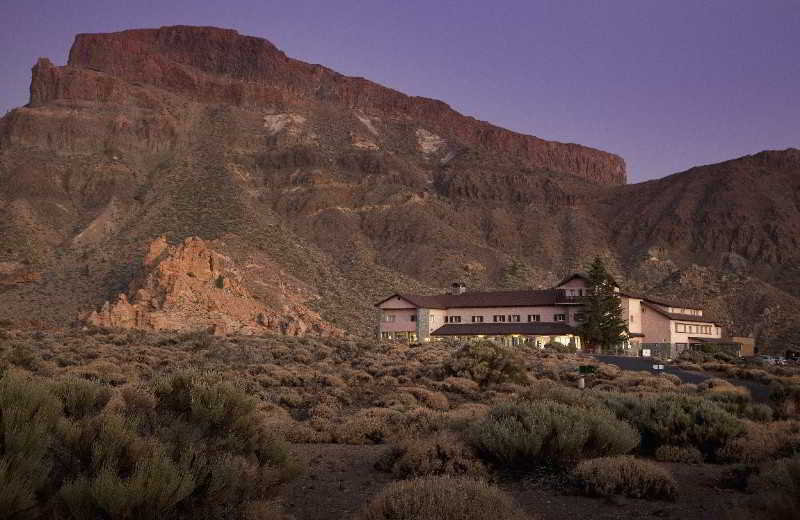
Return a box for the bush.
[376,432,487,479]
[445,341,529,387]
[601,393,744,460]
[654,445,703,464]
[356,476,532,520]
[719,420,800,463]
[543,341,577,354]
[466,399,639,467]
[1,369,298,519]
[0,370,61,517]
[573,456,677,500]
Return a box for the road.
[594,355,771,403]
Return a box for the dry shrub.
[654,445,704,464]
[333,407,405,444]
[602,393,744,460]
[467,399,639,467]
[612,371,679,392]
[374,391,419,410]
[399,387,449,410]
[376,432,487,479]
[356,476,532,520]
[595,363,621,379]
[719,420,800,463]
[445,341,529,387]
[573,456,677,500]
[446,403,490,430]
[439,376,480,395]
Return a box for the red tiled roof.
[393,289,564,309]
[431,322,576,336]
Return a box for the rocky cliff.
[25,26,625,185]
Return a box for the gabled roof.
[642,302,718,324]
[556,271,619,288]
[376,289,565,309]
[431,322,576,336]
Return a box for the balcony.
[555,290,589,304]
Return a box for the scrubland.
[0,327,798,519]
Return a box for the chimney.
[451,282,466,295]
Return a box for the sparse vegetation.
[0,328,793,518]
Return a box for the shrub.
[53,377,113,419]
[543,341,577,354]
[654,445,704,464]
[0,370,61,517]
[601,393,744,460]
[376,432,487,479]
[573,456,677,500]
[445,341,529,387]
[466,399,639,467]
[356,476,532,520]
[719,420,800,463]
[2,369,298,519]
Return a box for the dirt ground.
[281,444,754,520]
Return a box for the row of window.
[384,312,587,324]
[676,323,713,334]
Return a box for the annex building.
[375,273,736,356]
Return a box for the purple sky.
[1,1,798,182]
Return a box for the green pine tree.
[577,257,628,353]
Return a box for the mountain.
[0,26,797,350]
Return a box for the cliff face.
[0,26,798,349]
[28,26,625,185]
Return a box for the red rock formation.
[27,25,625,185]
[85,236,341,336]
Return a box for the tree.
[577,257,628,352]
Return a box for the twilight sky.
[1,0,798,183]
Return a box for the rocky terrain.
[0,26,798,350]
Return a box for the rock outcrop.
[85,236,340,336]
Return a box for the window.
[527,314,540,322]
[688,325,695,333]
[554,314,566,322]
[383,314,396,323]
[446,316,462,324]
[574,313,586,322]
[410,314,416,322]
[630,314,635,323]
[493,315,506,322]
[676,323,685,333]
[510,315,521,322]
[471,316,484,323]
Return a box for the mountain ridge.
[0,26,798,351]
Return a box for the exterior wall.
[641,306,672,343]
[669,321,721,344]
[623,298,643,335]
[377,297,418,334]
[440,305,580,326]
[732,337,755,357]
[428,308,447,334]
